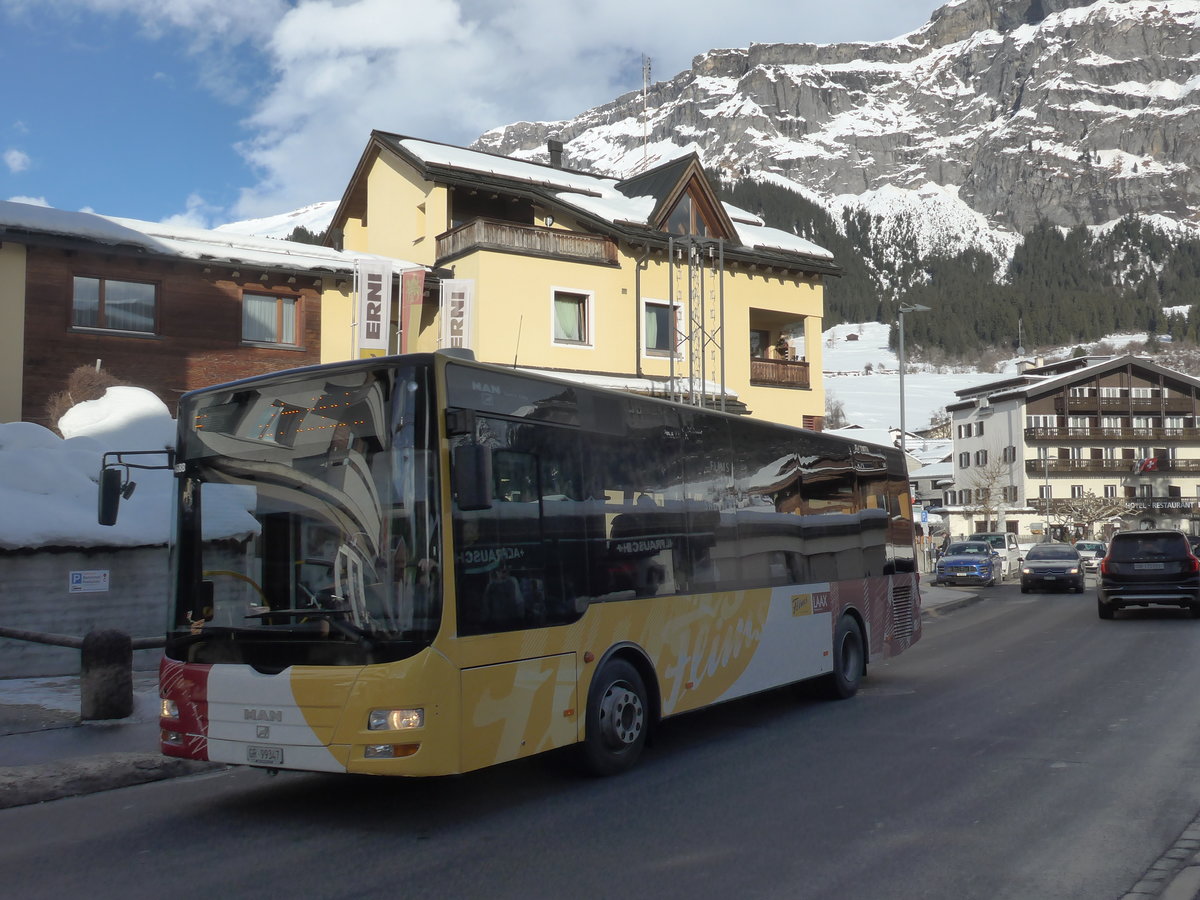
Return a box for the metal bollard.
[80,629,133,720]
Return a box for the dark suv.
[1097,529,1200,619]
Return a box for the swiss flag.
[1138,458,1159,473]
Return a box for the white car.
[1074,540,1107,572]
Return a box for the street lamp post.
[897,303,931,459]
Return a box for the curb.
[0,753,223,809]
[922,592,985,618]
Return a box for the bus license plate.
[247,745,284,765]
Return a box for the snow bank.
[0,387,255,550]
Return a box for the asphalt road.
[5,579,1200,900]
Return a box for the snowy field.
[822,321,1152,431]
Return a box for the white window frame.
[550,287,595,348]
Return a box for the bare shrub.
[45,364,122,435]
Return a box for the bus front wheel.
[581,659,648,776]
[823,615,864,700]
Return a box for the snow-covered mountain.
[475,0,1200,254]
[215,200,337,240]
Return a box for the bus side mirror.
[453,443,493,511]
[98,467,123,526]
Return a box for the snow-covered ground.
[821,320,1153,432]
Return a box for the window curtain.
[243,295,276,342]
[554,296,583,342]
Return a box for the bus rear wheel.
[581,659,648,776]
[822,615,864,700]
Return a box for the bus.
[101,350,922,777]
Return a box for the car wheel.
[821,614,864,700]
[1020,583,1029,594]
[1098,597,1115,620]
[581,658,649,776]
[1190,604,1200,620]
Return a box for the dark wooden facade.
[22,245,322,426]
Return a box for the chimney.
[548,138,564,169]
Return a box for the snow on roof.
[0,200,422,275]
[397,136,833,263]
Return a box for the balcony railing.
[750,358,811,389]
[1029,497,1200,514]
[1055,396,1195,413]
[1024,426,1200,441]
[1024,458,1200,475]
[436,218,618,266]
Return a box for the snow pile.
[0,388,255,551]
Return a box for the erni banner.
[355,259,393,357]
[440,279,473,350]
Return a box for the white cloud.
[158,192,223,229]
[7,194,48,206]
[4,148,30,173]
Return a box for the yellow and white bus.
[109,351,921,777]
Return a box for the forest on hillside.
[718,180,1200,364]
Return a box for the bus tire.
[581,658,648,776]
[822,615,864,700]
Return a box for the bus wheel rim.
[600,681,644,748]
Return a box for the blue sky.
[0,0,943,228]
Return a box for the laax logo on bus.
[243,708,283,723]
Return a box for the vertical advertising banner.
[440,279,474,351]
[355,259,393,358]
[399,269,426,354]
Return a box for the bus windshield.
[167,363,441,668]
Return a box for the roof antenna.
[641,54,651,168]
[513,315,523,368]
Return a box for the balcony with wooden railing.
[750,357,811,389]
[436,218,619,266]
[1024,458,1200,475]
[1054,395,1196,413]
[1024,426,1200,441]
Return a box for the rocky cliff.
[475,0,1200,239]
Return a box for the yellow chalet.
[326,131,840,426]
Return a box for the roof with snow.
[947,354,1200,410]
[0,200,424,278]
[332,131,838,275]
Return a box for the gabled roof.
[328,131,839,276]
[0,200,422,277]
[947,354,1200,411]
[614,153,738,240]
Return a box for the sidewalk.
[0,670,216,808]
[0,583,982,810]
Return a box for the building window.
[958,452,970,468]
[72,276,157,333]
[1169,485,1182,499]
[976,421,985,436]
[974,449,988,465]
[1104,485,1116,498]
[1003,485,1018,502]
[644,300,678,355]
[1002,445,1017,463]
[1039,485,1053,499]
[1071,484,1084,498]
[243,294,299,345]
[552,290,591,345]
[749,328,771,359]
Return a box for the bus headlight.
[368,708,424,731]
[161,699,179,719]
